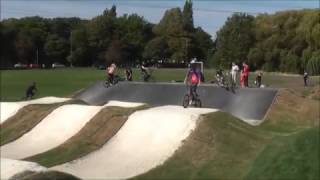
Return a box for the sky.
[1,0,319,37]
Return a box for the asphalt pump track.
[75,82,278,121]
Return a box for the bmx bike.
[140,68,155,82]
[182,86,202,108]
[103,75,123,88]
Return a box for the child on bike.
[216,69,225,87]
[184,64,201,104]
[106,63,116,85]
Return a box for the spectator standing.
[230,62,239,86]
[240,70,245,88]
[303,70,308,87]
[242,62,250,87]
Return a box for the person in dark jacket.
[26,82,37,99]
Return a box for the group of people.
[216,62,262,88]
[230,62,251,88]
[106,63,151,86]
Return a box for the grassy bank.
[246,127,319,180]
[134,87,319,180]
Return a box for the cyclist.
[140,63,150,82]
[106,63,117,85]
[216,69,225,87]
[25,82,37,100]
[184,63,201,104]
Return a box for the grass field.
[1,68,319,101]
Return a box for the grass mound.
[261,88,319,133]
[9,170,80,180]
[134,112,270,180]
[135,88,319,180]
[0,99,86,146]
[26,106,146,167]
[246,127,319,180]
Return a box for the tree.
[307,51,320,75]
[143,37,170,61]
[182,0,194,32]
[213,13,256,68]
[44,34,69,65]
[105,40,129,65]
[247,47,264,70]
[193,27,214,62]
[87,7,118,62]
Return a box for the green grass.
[0,68,102,101]
[246,128,319,180]
[133,112,271,180]
[134,88,319,180]
[0,68,215,101]
[10,170,81,180]
[135,113,319,180]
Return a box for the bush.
[307,51,320,75]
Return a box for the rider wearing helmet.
[106,63,117,85]
[184,60,201,103]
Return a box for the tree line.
[213,9,320,74]
[0,1,319,74]
[0,1,213,69]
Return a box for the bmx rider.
[184,65,201,105]
[25,82,37,99]
[106,63,117,85]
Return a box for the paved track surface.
[75,82,278,120]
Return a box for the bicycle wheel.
[182,94,190,108]
[103,81,110,88]
[195,98,202,108]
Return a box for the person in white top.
[230,62,239,86]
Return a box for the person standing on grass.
[242,62,249,87]
[25,82,37,100]
[303,70,308,87]
[106,63,117,85]
[230,62,239,87]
